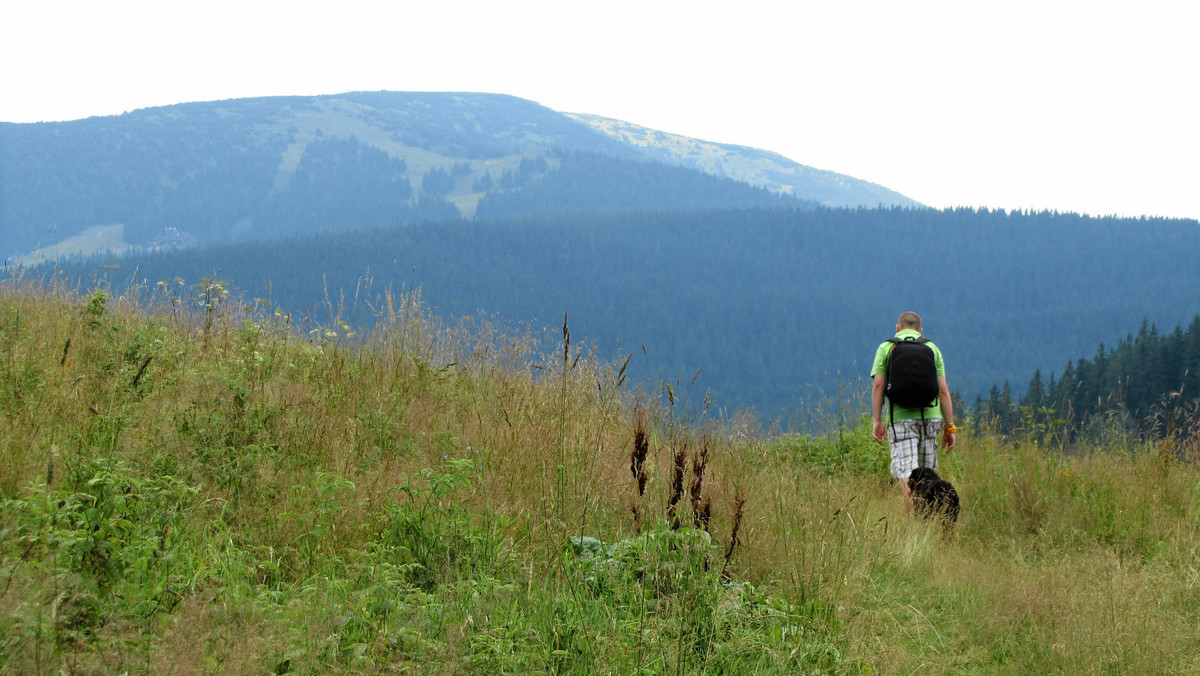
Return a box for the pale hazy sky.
[3,0,1197,220]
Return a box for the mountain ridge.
[1,91,917,261]
[565,112,918,209]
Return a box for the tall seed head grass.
[631,406,650,534]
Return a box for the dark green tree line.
[978,316,1200,443]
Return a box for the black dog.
[908,467,960,527]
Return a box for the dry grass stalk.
[631,407,650,534]
[132,355,152,389]
[722,488,746,581]
[690,436,711,529]
[562,312,570,367]
[668,440,687,530]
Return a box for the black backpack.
[884,337,939,410]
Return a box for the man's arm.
[938,376,956,450]
[872,375,887,444]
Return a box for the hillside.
[2,283,1198,673]
[0,91,912,261]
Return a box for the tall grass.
[2,276,1200,673]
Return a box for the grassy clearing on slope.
[9,224,130,269]
[2,275,1199,673]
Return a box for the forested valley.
[50,205,1200,430]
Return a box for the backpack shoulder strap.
[888,336,929,345]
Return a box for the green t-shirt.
[871,329,946,421]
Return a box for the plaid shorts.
[888,418,943,479]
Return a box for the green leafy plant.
[566,521,837,672]
[82,288,109,327]
[287,471,356,573]
[376,458,512,591]
[4,459,199,615]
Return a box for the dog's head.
[908,467,960,528]
[908,467,940,488]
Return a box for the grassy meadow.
[2,277,1200,674]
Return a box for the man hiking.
[871,311,957,510]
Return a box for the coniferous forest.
[979,316,1200,442]
[51,205,1200,432]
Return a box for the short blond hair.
[897,311,922,330]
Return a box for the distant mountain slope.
[473,151,806,220]
[56,207,1200,427]
[2,91,904,262]
[567,113,920,209]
